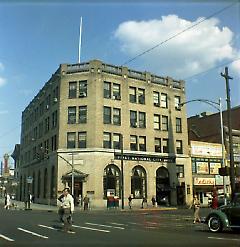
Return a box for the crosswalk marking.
[17,227,48,239]
[38,224,58,231]
[85,222,125,230]
[0,234,15,242]
[208,237,240,242]
[72,224,110,233]
[108,222,126,226]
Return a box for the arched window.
[37,170,41,198]
[156,166,170,205]
[50,166,55,199]
[43,168,48,199]
[131,166,147,199]
[103,164,120,198]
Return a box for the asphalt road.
[0,208,240,247]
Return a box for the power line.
[121,2,237,66]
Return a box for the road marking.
[108,222,126,226]
[72,224,110,233]
[0,234,15,242]
[85,222,125,230]
[17,227,48,239]
[208,237,240,242]
[38,224,58,231]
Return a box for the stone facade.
[18,60,192,207]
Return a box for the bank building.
[18,59,192,207]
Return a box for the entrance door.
[156,167,170,205]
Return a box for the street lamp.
[179,98,227,205]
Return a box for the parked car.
[205,193,240,232]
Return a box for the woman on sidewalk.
[189,194,201,223]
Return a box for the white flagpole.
[78,17,83,64]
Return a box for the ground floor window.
[131,165,147,199]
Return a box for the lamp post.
[120,134,124,209]
[179,98,227,205]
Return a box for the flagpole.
[78,17,83,64]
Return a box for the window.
[51,135,57,151]
[103,106,111,124]
[138,88,145,104]
[69,81,77,98]
[44,117,50,133]
[113,133,121,149]
[52,110,58,128]
[78,132,86,148]
[139,136,146,151]
[79,106,87,123]
[129,87,137,103]
[68,106,76,124]
[175,96,181,110]
[153,92,160,106]
[130,135,137,151]
[130,111,137,127]
[176,118,182,133]
[113,108,121,125]
[139,112,146,128]
[113,83,121,100]
[131,166,147,199]
[67,132,76,148]
[161,93,168,108]
[176,140,183,154]
[154,114,161,130]
[44,139,49,155]
[155,138,161,152]
[162,138,169,153]
[162,115,168,131]
[103,132,111,149]
[176,165,184,178]
[79,80,87,97]
[104,81,111,99]
[103,165,120,198]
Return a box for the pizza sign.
[194,177,215,186]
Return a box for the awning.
[62,169,88,181]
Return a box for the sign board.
[191,144,222,157]
[194,177,215,186]
[196,162,209,174]
[26,176,33,184]
[107,189,115,197]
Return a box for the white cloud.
[114,15,239,79]
[0,62,4,71]
[0,77,6,87]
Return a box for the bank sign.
[194,177,215,186]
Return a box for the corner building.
[19,60,192,207]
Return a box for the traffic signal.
[219,167,230,176]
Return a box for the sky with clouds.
[0,0,239,162]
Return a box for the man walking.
[61,188,75,233]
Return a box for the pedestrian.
[83,195,89,210]
[4,193,11,210]
[141,197,147,209]
[189,194,201,223]
[128,195,132,209]
[57,191,65,223]
[61,188,75,233]
[151,196,156,207]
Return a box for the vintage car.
[205,193,240,232]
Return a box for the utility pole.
[221,67,235,200]
[120,134,124,209]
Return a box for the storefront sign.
[196,162,209,174]
[194,177,215,186]
[210,163,221,175]
[191,144,222,157]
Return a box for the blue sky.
[0,1,239,164]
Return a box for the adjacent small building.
[18,59,192,207]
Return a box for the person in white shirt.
[61,188,75,233]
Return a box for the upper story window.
[113,108,121,125]
[153,91,160,106]
[162,115,168,131]
[104,81,111,99]
[67,132,76,148]
[103,106,111,124]
[45,117,50,133]
[68,106,76,124]
[130,135,138,151]
[162,138,169,153]
[176,165,184,178]
[130,110,137,128]
[176,140,183,154]
[113,83,121,100]
[139,136,146,151]
[113,133,121,149]
[52,110,58,128]
[138,88,145,104]
[103,132,111,149]
[161,93,168,108]
[176,118,182,133]
[139,112,146,128]
[69,81,77,98]
[155,138,161,152]
[78,132,87,148]
[129,87,137,103]
[175,96,181,110]
[79,80,87,97]
[154,114,161,130]
[79,106,87,124]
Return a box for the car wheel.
[208,216,223,233]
